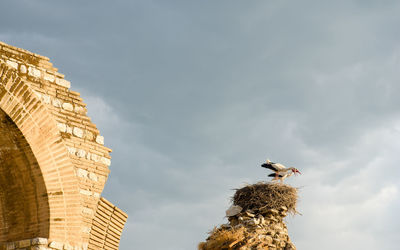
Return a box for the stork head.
[291,168,301,175]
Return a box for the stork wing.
[271,163,286,171]
[268,173,283,177]
[261,163,279,171]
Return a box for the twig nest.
[232,182,298,215]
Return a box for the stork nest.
[232,182,298,214]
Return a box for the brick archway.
[0,109,50,241]
[0,63,81,244]
[0,42,127,249]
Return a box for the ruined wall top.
[199,183,297,250]
[0,41,127,250]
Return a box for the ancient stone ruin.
[199,183,297,250]
[0,41,127,249]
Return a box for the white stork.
[261,159,301,182]
[267,172,294,183]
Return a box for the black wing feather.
[261,163,278,171]
[268,173,283,177]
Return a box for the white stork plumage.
[261,159,301,182]
[267,172,294,182]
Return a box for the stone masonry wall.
[228,206,296,249]
[0,109,49,242]
[0,41,127,249]
[199,183,297,250]
[200,206,296,250]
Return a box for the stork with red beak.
[261,159,301,182]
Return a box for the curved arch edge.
[0,63,83,245]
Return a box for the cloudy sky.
[2,0,400,249]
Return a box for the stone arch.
[0,63,82,244]
[0,41,126,250]
[0,109,49,241]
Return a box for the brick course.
[0,41,127,249]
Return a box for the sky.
[2,0,400,249]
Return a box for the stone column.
[199,182,298,250]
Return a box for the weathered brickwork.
[0,109,49,242]
[0,41,127,249]
[88,198,127,249]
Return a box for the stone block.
[76,168,88,178]
[32,238,48,245]
[28,66,41,78]
[42,95,51,104]
[79,189,92,196]
[63,244,73,250]
[90,153,100,162]
[6,242,15,250]
[49,241,63,250]
[82,207,93,215]
[74,106,86,114]
[86,152,92,160]
[57,123,67,132]
[62,102,74,111]
[88,172,98,182]
[95,135,104,145]
[52,98,62,108]
[34,90,42,99]
[67,146,77,155]
[101,157,111,166]
[44,73,55,82]
[55,78,71,88]
[76,149,86,158]
[82,227,91,234]
[18,239,31,248]
[20,64,27,74]
[225,205,242,217]
[6,60,18,69]
[84,131,94,140]
[72,127,83,138]
[31,246,49,250]
[66,126,73,134]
